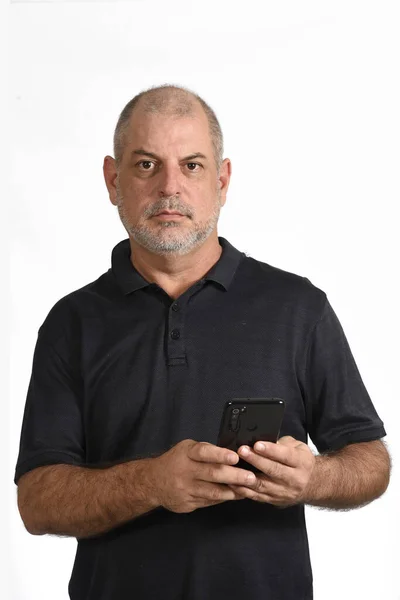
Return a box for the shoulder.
[239,253,327,315]
[37,272,112,346]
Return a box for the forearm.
[303,441,391,510]
[18,458,160,538]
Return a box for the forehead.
[125,106,212,155]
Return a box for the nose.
[158,163,181,198]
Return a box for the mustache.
[145,196,193,219]
[116,193,194,219]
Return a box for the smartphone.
[217,398,285,473]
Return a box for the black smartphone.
[217,398,285,473]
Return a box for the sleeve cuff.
[14,450,84,485]
[313,425,387,454]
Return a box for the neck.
[128,234,223,299]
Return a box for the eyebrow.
[130,149,208,162]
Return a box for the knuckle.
[298,474,308,489]
[270,463,281,478]
[196,442,208,460]
[209,487,222,501]
[185,439,197,455]
[240,472,254,485]
[246,489,258,500]
[190,483,203,498]
[290,473,304,493]
[206,466,217,481]
[180,502,195,514]
[176,478,186,493]
[254,478,264,493]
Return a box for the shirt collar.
[111,236,244,296]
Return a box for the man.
[15,84,390,600]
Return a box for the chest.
[79,293,310,463]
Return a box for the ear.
[103,155,119,206]
[218,158,232,207]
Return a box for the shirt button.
[170,329,180,340]
[172,303,179,312]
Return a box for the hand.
[150,439,258,514]
[228,436,316,508]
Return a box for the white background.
[6,1,400,599]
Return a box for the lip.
[153,212,186,218]
[156,211,184,216]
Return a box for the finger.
[198,463,257,487]
[228,483,276,504]
[193,481,247,503]
[237,440,300,468]
[237,447,290,480]
[189,442,239,466]
[229,482,298,508]
[197,491,246,508]
[250,441,299,468]
[277,436,305,449]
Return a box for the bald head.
[113,84,223,170]
[135,86,198,116]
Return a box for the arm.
[304,439,391,510]
[17,458,159,539]
[17,439,254,539]
[228,297,391,509]
[228,437,391,510]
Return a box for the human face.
[106,106,230,256]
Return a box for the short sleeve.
[14,300,85,484]
[303,298,387,453]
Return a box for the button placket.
[166,281,207,366]
[167,298,186,364]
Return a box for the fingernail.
[255,443,265,451]
[240,447,249,456]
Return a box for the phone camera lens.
[232,408,240,414]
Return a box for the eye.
[186,162,201,172]
[137,161,155,171]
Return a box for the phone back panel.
[217,398,285,471]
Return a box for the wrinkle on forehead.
[127,106,211,158]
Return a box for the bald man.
[15,84,390,600]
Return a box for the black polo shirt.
[15,236,386,600]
